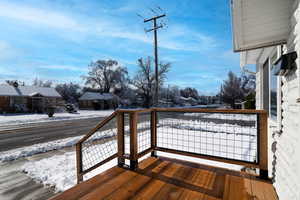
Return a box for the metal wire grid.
[124,113,130,154]
[81,117,118,171]
[156,112,258,163]
[137,112,152,153]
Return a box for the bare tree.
[82,60,128,93]
[133,57,170,108]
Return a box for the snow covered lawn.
[11,116,257,192]
[0,110,114,126]
[22,151,118,192]
[0,135,82,162]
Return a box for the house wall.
[0,96,10,112]
[256,1,300,199]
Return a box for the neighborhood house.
[0,82,62,113]
[79,92,118,110]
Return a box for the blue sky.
[0,0,240,95]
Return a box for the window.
[262,60,269,112]
[262,49,280,121]
[270,65,278,120]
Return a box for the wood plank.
[52,157,278,200]
[155,147,259,168]
[79,157,157,200]
[117,112,125,165]
[258,112,268,173]
[130,112,138,169]
[76,143,83,183]
[132,160,181,200]
[250,178,278,200]
[150,162,199,199]
[117,108,266,114]
[50,166,125,200]
[154,107,266,114]
[151,111,157,150]
[222,175,253,200]
[78,112,117,144]
[104,159,172,199]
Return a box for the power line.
[143,12,166,106]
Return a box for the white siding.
[231,0,293,51]
[256,1,300,199]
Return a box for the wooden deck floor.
[51,157,278,200]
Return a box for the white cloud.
[37,65,87,72]
[0,2,85,31]
[0,1,218,53]
[159,25,218,51]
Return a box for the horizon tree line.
[6,58,255,108]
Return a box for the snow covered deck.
[51,156,277,200]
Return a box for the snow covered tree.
[132,57,171,108]
[219,71,255,108]
[32,78,53,87]
[55,83,81,103]
[160,85,181,105]
[180,87,199,100]
[82,60,128,93]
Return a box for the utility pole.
[144,14,166,106]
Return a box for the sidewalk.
[0,149,70,200]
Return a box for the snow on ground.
[11,118,256,191]
[0,110,113,126]
[0,126,119,162]
[22,147,118,192]
[184,112,257,121]
[0,135,82,162]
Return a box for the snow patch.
[0,110,113,126]
[0,136,81,162]
[22,149,117,192]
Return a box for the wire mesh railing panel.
[124,113,130,154]
[156,111,258,163]
[81,116,117,171]
[137,112,151,153]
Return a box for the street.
[0,117,105,152]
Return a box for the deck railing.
[76,108,268,183]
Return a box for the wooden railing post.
[258,112,269,179]
[151,110,157,157]
[76,143,83,183]
[117,112,125,167]
[129,112,138,170]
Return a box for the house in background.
[231,0,300,199]
[79,92,118,110]
[0,82,63,113]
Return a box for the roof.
[79,92,117,101]
[0,84,61,98]
[240,47,274,67]
[231,0,293,52]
